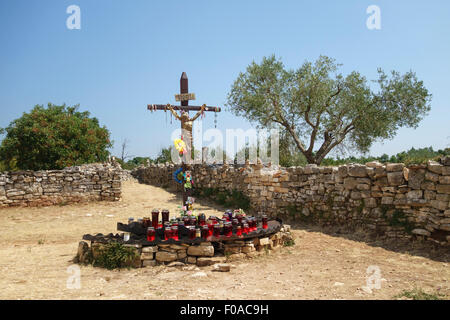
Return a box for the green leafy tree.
[0,103,112,170]
[226,55,432,165]
[154,146,173,164]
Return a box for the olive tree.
[226,55,431,165]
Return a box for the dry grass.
[0,181,448,300]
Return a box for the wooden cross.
[147,72,221,206]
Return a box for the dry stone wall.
[0,163,123,207]
[132,157,450,245]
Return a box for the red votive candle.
[250,217,257,232]
[222,214,230,222]
[201,225,209,240]
[207,220,214,237]
[157,226,163,238]
[147,227,155,241]
[243,223,249,234]
[171,226,179,241]
[252,217,257,232]
[162,209,170,224]
[151,210,159,229]
[225,222,232,237]
[143,217,151,229]
[262,215,268,229]
[213,224,221,238]
[164,227,171,241]
[188,226,196,240]
[236,226,242,237]
[198,214,206,226]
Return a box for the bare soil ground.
[0,181,448,300]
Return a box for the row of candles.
[125,209,269,242]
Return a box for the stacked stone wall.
[0,163,123,207]
[132,157,450,245]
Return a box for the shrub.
[0,103,112,170]
[93,242,138,270]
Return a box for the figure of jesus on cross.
[147,72,221,206]
[165,103,205,162]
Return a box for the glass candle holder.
[213,224,221,238]
[162,209,170,224]
[210,216,217,225]
[222,214,230,222]
[237,215,243,224]
[243,223,249,234]
[147,227,155,241]
[198,214,206,226]
[232,219,238,228]
[157,226,163,239]
[201,225,209,240]
[188,226,196,240]
[262,215,268,229]
[143,217,151,229]
[195,227,201,239]
[246,217,252,231]
[207,221,214,237]
[189,217,197,227]
[249,217,256,232]
[249,218,255,231]
[236,226,242,237]
[164,227,171,241]
[171,226,179,241]
[123,232,130,241]
[151,210,159,228]
[128,217,134,224]
[137,218,143,225]
[225,222,232,237]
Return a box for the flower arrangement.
[183,171,193,189]
[174,138,187,156]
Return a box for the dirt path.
[0,181,448,300]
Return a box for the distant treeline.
[320,147,450,166]
[117,146,450,170]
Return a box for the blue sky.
[0,0,449,159]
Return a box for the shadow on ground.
[285,219,450,263]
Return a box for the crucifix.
[147,72,221,207]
